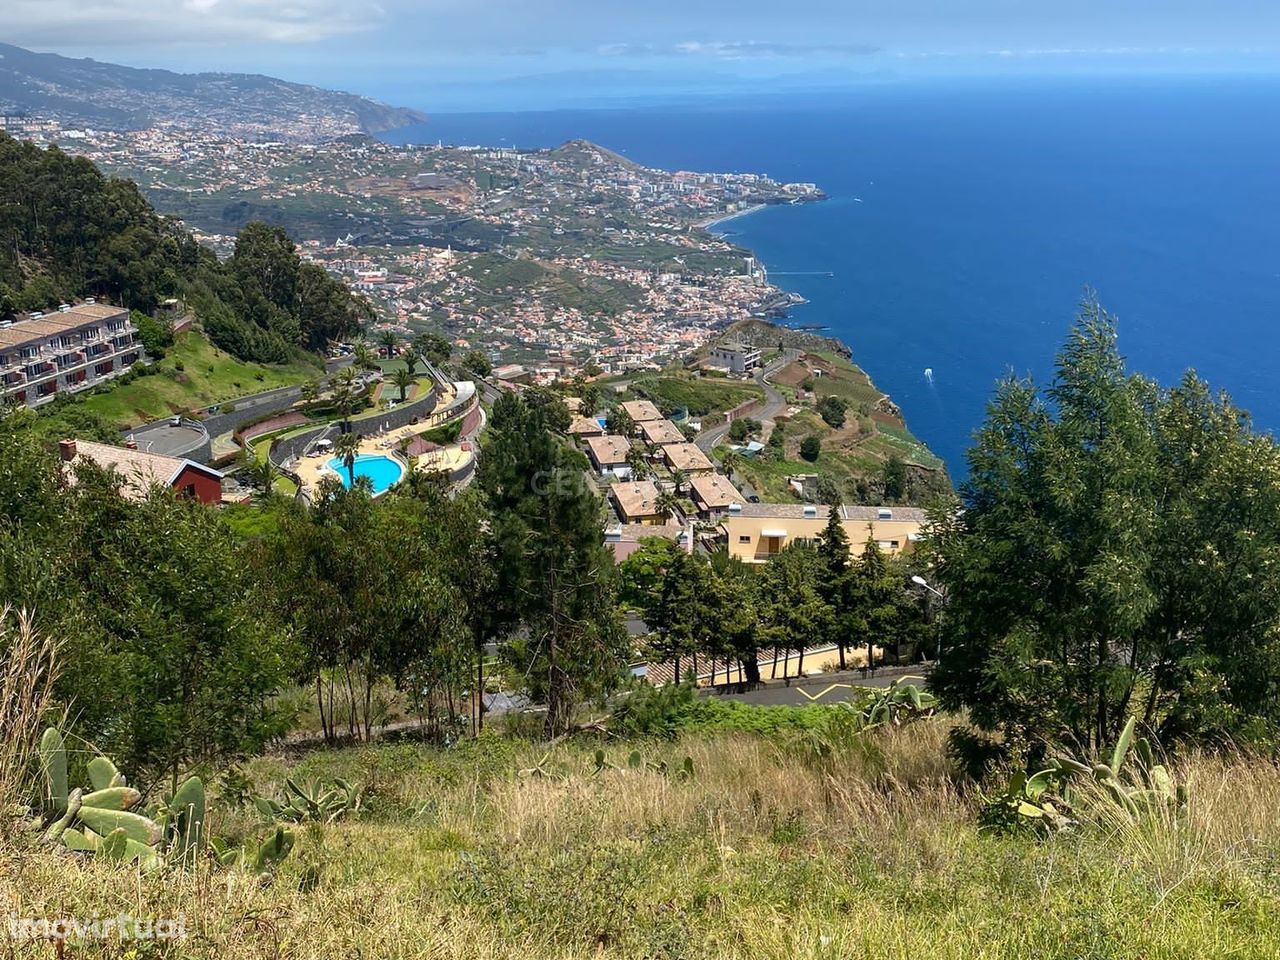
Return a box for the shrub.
[818,395,848,428]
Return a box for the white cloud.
[599,39,879,60]
[1,0,389,46]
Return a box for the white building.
[708,341,762,375]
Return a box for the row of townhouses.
[0,302,143,407]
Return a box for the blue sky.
[4,0,1279,110]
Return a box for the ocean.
[383,76,1280,475]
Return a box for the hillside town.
[26,120,821,374]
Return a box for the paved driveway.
[696,349,798,452]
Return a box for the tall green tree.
[932,299,1280,763]
[479,393,626,735]
[413,332,452,368]
[759,543,832,678]
[706,549,763,685]
[817,500,853,669]
[882,454,907,503]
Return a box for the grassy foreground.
[6,721,1280,958]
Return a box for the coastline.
[708,200,946,478]
[696,203,768,232]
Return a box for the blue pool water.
[328,454,405,495]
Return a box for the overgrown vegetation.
[931,297,1280,765]
[8,721,1280,958]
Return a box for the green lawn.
[76,331,320,429]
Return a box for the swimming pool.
[327,454,405,495]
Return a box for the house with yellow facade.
[723,502,926,563]
[609,480,668,525]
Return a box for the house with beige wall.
[585,434,634,478]
[638,418,685,445]
[609,480,667,525]
[661,441,714,475]
[687,472,744,519]
[723,502,926,563]
[619,399,663,423]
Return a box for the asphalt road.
[695,349,797,452]
[703,667,931,706]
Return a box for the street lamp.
[910,575,946,662]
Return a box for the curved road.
[696,348,798,452]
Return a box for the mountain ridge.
[0,43,425,139]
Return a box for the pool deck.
[291,422,475,493]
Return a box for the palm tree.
[240,450,278,501]
[333,368,359,426]
[671,469,689,495]
[334,431,361,488]
[719,448,738,480]
[299,379,319,406]
[655,489,680,522]
[403,352,420,378]
[625,445,650,480]
[353,343,379,372]
[379,330,399,359]
[391,367,415,401]
[606,408,634,437]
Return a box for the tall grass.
[6,719,1280,957]
[0,607,60,828]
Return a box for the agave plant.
[839,676,938,729]
[254,777,361,825]
[982,716,1190,834]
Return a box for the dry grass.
[0,607,60,828]
[5,722,1280,957]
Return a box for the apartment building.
[707,341,762,375]
[0,302,143,408]
[724,502,926,563]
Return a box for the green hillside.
[74,330,319,429]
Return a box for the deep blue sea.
[384,77,1280,474]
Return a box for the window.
[738,535,752,543]
[180,483,197,500]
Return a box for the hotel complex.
[0,302,143,407]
